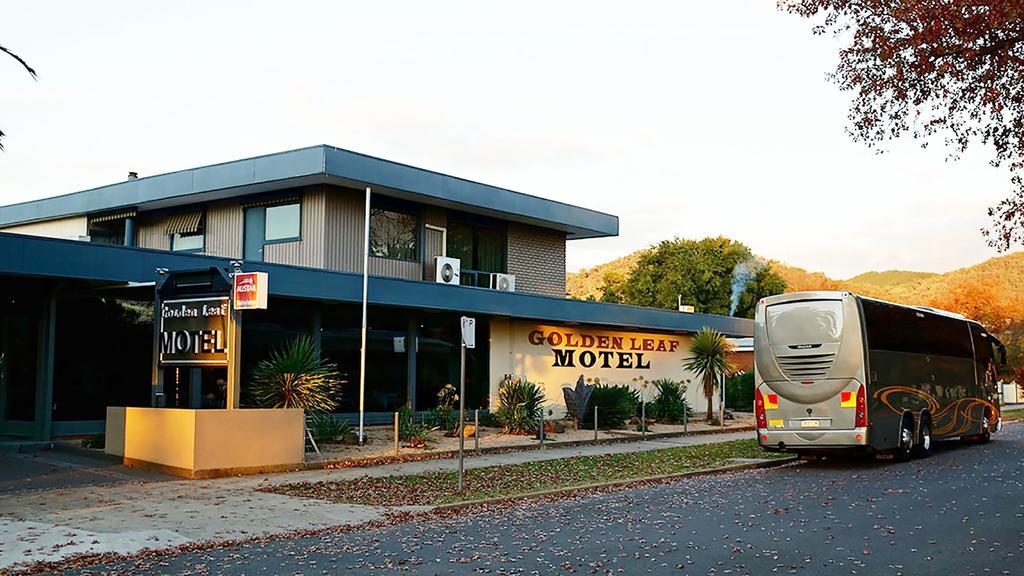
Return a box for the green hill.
[844,270,939,287]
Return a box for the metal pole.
[641,400,646,438]
[358,186,371,444]
[474,408,480,451]
[458,342,466,492]
[394,411,399,456]
[720,373,726,428]
[539,409,545,446]
[684,401,688,433]
[594,405,598,440]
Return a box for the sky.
[1,1,1018,279]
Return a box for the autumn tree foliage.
[927,273,1023,331]
[782,1,1024,249]
[927,273,1024,381]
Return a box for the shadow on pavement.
[0,446,175,494]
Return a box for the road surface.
[70,424,1023,575]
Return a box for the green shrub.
[725,371,755,412]
[478,411,501,428]
[582,384,637,429]
[495,377,545,434]
[427,384,460,432]
[649,379,693,424]
[308,412,353,443]
[397,405,429,442]
[81,433,105,449]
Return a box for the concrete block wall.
[507,223,566,298]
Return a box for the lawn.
[264,439,787,507]
[1003,407,1024,422]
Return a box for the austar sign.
[233,271,269,310]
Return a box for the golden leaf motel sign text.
[159,297,229,366]
[527,328,681,370]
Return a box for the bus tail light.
[855,383,867,428]
[755,388,767,429]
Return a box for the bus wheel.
[979,417,991,443]
[894,417,914,462]
[913,418,932,459]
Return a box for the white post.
[358,186,371,444]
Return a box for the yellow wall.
[1,215,88,239]
[110,407,304,477]
[123,408,197,471]
[193,409,305,471]
[489,319,718,415]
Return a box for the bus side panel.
[868,349,980,449]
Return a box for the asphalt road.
[71,425,1024,575]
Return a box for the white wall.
[489,319,720,417]
[1,216,88,239]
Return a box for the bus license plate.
[800,419,821,428]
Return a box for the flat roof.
[0,145,619,239]
[0,233,752,338]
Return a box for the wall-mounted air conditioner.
[434,256,461,285]
[490,273,516,292]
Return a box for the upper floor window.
[172,232,204,252]
[447,218,506,287]
[166,210,204,253]
[370,207,417,260]
[265,202,301,242]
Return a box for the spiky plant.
[649,378,693,424]
[683,328,736,422]
[495,377,545,435]
[250,335,342,412]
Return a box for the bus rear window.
[766,300,843,346]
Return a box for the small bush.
[427,384,460,432]
[308,412,353,443]
[582,384,637,429]
[478,411,501,428]
[649,379,693,424]
[725,371,754,412]
[397,405,430,442]
[496,377,545,434]
[81,433,105,449]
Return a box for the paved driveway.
[0,446,171,495]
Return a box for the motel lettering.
[159,297,230,366]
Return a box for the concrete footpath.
[0,430,754,570]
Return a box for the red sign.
[233,272,268,310]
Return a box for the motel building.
[0,146,751,475]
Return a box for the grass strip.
[1003,408,1024,422]
[264,439,785,506]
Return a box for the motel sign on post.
[159,297,230,366]
[233,271,268,310]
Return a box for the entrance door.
[243,207,265,262]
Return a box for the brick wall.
[507,223,566,297]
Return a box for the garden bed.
[271,438,786,506]
[307,412,755,463]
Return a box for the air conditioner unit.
[434,256,461,285]
[490,273,516,292]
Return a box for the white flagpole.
[359,186,371,444]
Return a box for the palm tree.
[250,335,343,412]
[683,327,736,422]
[1,44,37,151]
